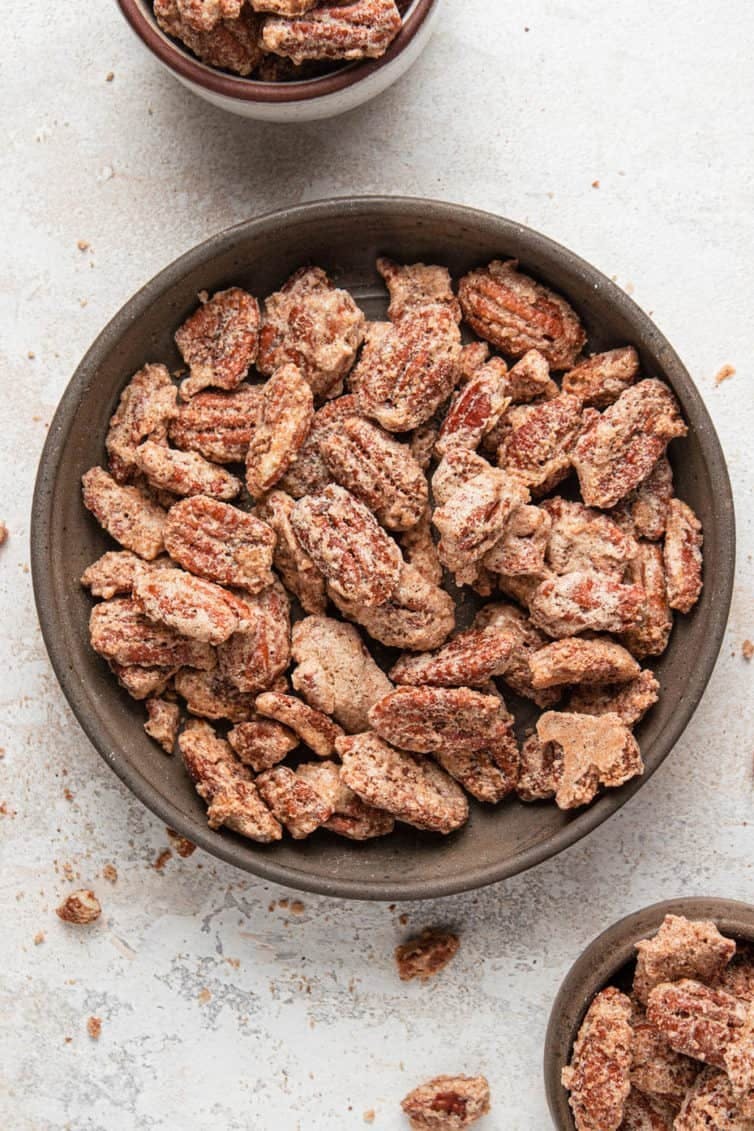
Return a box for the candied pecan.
[622,542,673,658]
[57,890,102,925]
[290,615,393,734]
[168,383,263,464]
[473,601,560,707]
[329,561,455,652]
[664,498,704,614]
[82,467,167,560]
[497,392,584,496]
[110,661,177,700]
[350,306,462,432]
[257,267,365,400]
[483,503,551,577]
[674,1067,754,1131]
[395,930,460,983]
[255,691,344,758]
[501,349,560,403]
[619,1090,676,1131]
[529,570,645,638]
[400,509,443,586]
[261,0,402,64]
[569,669,660,727]
[410,420,440,471]
[529,637,641,690]
[433,717,520,804]
[164,495,275,593]
[175,668,258,722]
[175,288,260,397]
[296,760,395,840]
[81,551,173,599]
[433,466,530,578]
[435,365,511,457]
[255,765,333,839]
[431,449,491,507]
[401,1074,491,1130]
[216,580,290,693]
[516,733,563,801]
[133,567,251,645]
[377,257,461,323]
[245,364,314,497]
[646,980,747,1067]
[368,685,505,753]
[634,915,737,1006]
[458,259,586,370]
[630,1009,700,1108]
[90,597,215,669]
[561,986,634,1131]
[537,710,643,810]
[542,496,638,577]
[612,456,674,542]
[290,484,402,607]
[457,341,492,385]
[178,719,282,841]
[227,719,298,772]
[337,732,469,835]
[134,440,241,500]
[389,627,514,688]
[105,363,178,483]
[278,394,361,497]
[176,0,242,30]
[255,490,326,614]
[320,416,428,531]
[717,947,754,1004]
[562,346,640,408]
[724,1014,754,1118]
[144,697,181,753]
[572,380,687,508]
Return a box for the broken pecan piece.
[401,1075,491,1130]
[572,380,687,508]
[168,383,263,464]
[216,580,291,694]
[257,267,365,400]
[497,392,584,496]
[57,890,102,925]
[175,288,260,397]
[562,346,640,408]
[458,259,586,370]
[261,0,403,64]
[395,930,460,983]
[144,697,181,753]
[174,668,259,722]
[516,733,563,802]
[612,456,674,542]
[290,615,393,734]
[90,597,215,669]
[536,710,643,809]
[389,626,514,688]
[622,542,673,658]
[278,393,361,497]
[568,669,660,728]
[290,484,403,607]
[296,759,395,840]
[337,732,469,835]
[255,765,334,839]
[164,495,275,593]
[433,466,530,578]
[329,562,455,652]
[529,637,641,690]
[227,719,299,773]
[251,0,317,13]
[646,980,747,1067]
[377,257,461,323]
[542,496,639,577]
[368,685,506,753]
[82,467,167,560]
[255,490,326,615]
[483,503,551,578]
[433,717,519,804]
[529,570,645,638]
[245,364,314,498]
[176,0,242,30]
[105,363,178,483]
[255,690,344,758]
[431,448,491,506]
[133,567,252,645]
[81,551,173,600]
[473,601,560,707]
[110,661,178,700]
[664,498,704,614]
[674,1067,754,1131]
[134,440,242,500]
[320,415,428,531]
[633,915,737,1006]
[561,986,634,1131]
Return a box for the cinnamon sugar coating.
[664,498,704,614]
[245,363,314,498]
[330,562,455,652]
[296,759,395,840]
[562,346,640,408]
[105,363,178,483]
[82,468,167,560]
[536,710,643,809]
[255,490,327,615]
[630,1008,700,1109]
[368,686,507,754]
[634,916,737,1006]
[261,0,402,64]
[133,567,252,645]
[529,570,645,638]
[174,667,259,722]
[255,765,334,839]
[164,495,276,593]
[168,383,263,464]
[612,456,674,542]
[401,1074,491,1129]
[176,0,243,32]
[227,719,299,772]
[436,364,510,457]
[377,257,461,323]
[529,636,641,690]
[175,288,260,397]
[542,496,639,577]
[646,980,746,1067]
[144,697,181,753]
[395,929,460,983]
[483,503,551,578]
[90,597,215,670]
[674,1067,754,1131]
[389,627,514,688]
[135,440,242,500]
[619,1090,676,1130]
[516,732,563,802]
[497,393,585,496]
[57,890,102,925]
[400,509,443,586]
[433,466,529,579]
[561,987,634,1131]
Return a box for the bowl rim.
[544,896,754,1127]
[115,0,437,104]
[31,196,736,901]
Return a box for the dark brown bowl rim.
[116,0,437,104]
[544,897,754,1128]
[31,197,736,901]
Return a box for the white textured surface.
[2,2,753,1128]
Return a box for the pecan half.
[536,710,643,810]
[174,288,260,397]
[168,383,263,464]
[144,697,181,754]
[562,346,640,408]
[278,394,361,498]
[164,495,276,592]
[529,637,641,689]
[110,661,178,700]
[255,690,344,758]
[368,686,507,753]
[81,551,173,600]
[542,496,638,577]
[433,466,530,578]
[105,363,178,483]
[389,626,515,688]
[483,503,551,578]
[296,759,395,840]
[255,765,334,839]
[561,987,634,1131]
[435,364,511,457]
[619,1090,676,1130]
[674,1067,753,1131]
[664,498,704,614]
[82,467,167,560]
[377,256,460,322]
[630,1009,701,1109]
[622,542,673,658]
[431,448,491,507]
[647,980,747,1067]
[433,718,520,804]
[255,490,326,614]
[516,733,563,802]
[133,566,253,645]
[90,597,215,669]
[497,393,584,496]
[174,668,259,722]
[329,562,455,652]
[227,719,299,772]
[261,0,402,64]
[216,580,291,693]
[529,570,645,638]
[245,366,313,498]
[611,455,674,542]
[134,440,242,500]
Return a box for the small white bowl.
[117,0,442,121]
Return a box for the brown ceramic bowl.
[31,197,735,901]
[545,897,754,1128]
[116,0,442,121]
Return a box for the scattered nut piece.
[401,1074,491,1130]
[56,890,102,925]
[144,697,181,753]
[395,929,460,982]
[87,1016,102,1040]
[634,915,737,1006]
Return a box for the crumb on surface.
[106,71,114,81]
[166,828,197,858]
[592,179,600,188]
[363,1111,375,1124]
[198,988,212,1004]
[87,1016,102,1040]
[0,521,7,545]
[743,639,753,661]
[56,889,101,925]
[34,931,45,945]
[102,863,118,883]
[395,929,460,982]
[714,363,736,385]
[63,788,74,802]
[77,240,90,252]
[290,900,305,915]
[153,849,172,871]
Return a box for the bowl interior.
[545,898,754,1129]
[32,199,735,900]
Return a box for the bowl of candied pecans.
[31,197,734,900]
[116,0,440,120]
[546,899,754,1130]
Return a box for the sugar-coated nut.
[529,570,645,638]
[724,1012,754,1118]
[497,393,585,495]
[528,636,641,689]
[516,733,563,801]
[255,490,327,615]
[431,448,491,507]
[664,498,704,614]
[245,364,314,498]
[82,467,167,560]
[456,340,491,384]
[329,562,456,652]
[633,914,737,1005]
[562,346,640,408]
[501,349,560,403]
[377,257,461,323]
[81,551,173,600]
[338,732,469,835]
[255,691,344,758]
[368,685,506,754]
[168,383,263,464]
[432,718,520,804]
[619,1090,676,1131]
[389,627,515,688]
[473,601,561,707]
[105,363,178,483]
[133,567,252,645]
[400,509,443,587]
[435,365,510,457]
[433,466,530,575]
[395,930,460,983]
[255,765,334,839]
[164,495,276,593]
[542,496,639,577]
[568,669,660,727]
[251,0,317,14]
[536,710,643,809]
[175,288,260,397]
[279,394,362,498]
[174,668,259,722]
[622,542,674,658]
[483,503,551,578]
[90,597,215,670]
[401,1074,491,1130]
[144,697,181,753]
[216,580,291,694]
[630,1008,700,1108]
[674,1067,754,1131]
[612,455,674,542]
[135,440,242,500]
[646,979,747,1067]
[56,890,102,925]
[176,0,242,32]
[227,719,298,773]
[261,0,403,65]
[296,760,395,840]
[561,986,634,1131]
[110,661,177,701]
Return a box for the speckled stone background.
[2,2,753,1128]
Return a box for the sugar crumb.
[198,988,212,1004]
[77,240,90,252]
[591,180,600,188]
[363,1111,375,1124]
[153,849,172,871]
[743,640,754,662]
[166,828,197,858]
[714,363,736,386]
[33,931,45,946]
[102,863,118,883]
[87,1016,102,1040]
